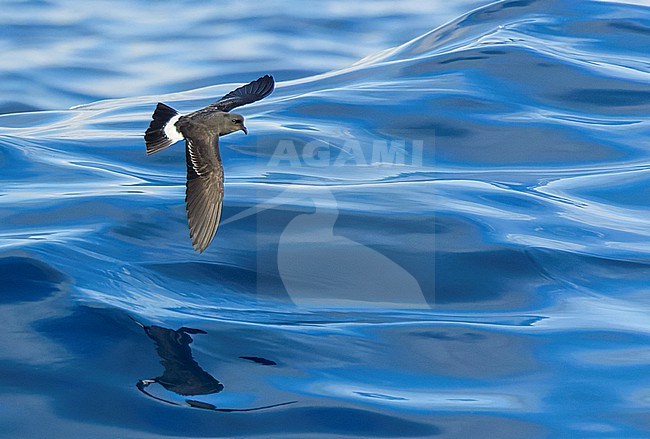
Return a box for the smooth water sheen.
[2,0,650,437]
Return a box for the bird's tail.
[144,102,182,155]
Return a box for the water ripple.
[2,0,650,436]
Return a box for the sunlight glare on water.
[1,0,650,437]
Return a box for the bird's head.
[224,113,247,135]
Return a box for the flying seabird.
[144,75,275,252]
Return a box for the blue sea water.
[1,0,650,437]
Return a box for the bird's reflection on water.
[135,320,295,412]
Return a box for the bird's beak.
[241,125,248,135]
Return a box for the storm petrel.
[144,75,275,252]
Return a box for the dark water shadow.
[134,320,296,412]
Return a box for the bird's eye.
[232,119,239,124]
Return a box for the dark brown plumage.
[144,75,275,252]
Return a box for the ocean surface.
[1,0,650,437]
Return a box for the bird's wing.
[207,75,275,112]
[180,125,224,253]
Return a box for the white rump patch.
[164,114,184,142]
